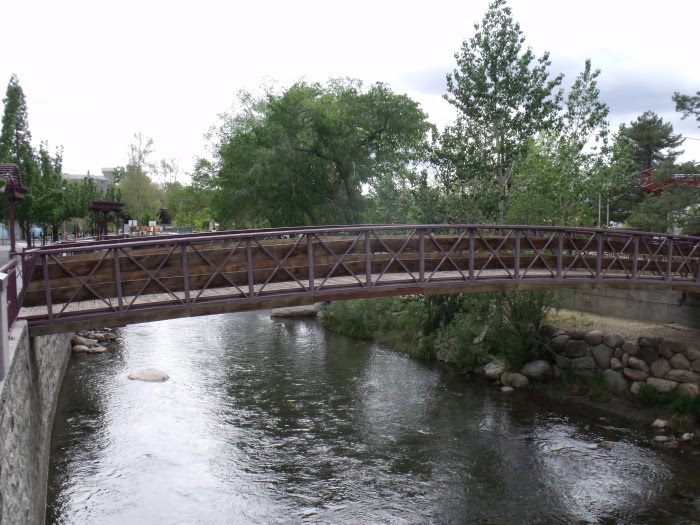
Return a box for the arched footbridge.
[14,224,700,335]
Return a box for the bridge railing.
[16,224,700,331]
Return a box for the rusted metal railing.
[15,225,700,335]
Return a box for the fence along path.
[17,224,700,335]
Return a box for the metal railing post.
[631,235,639,280]
[181,243,190,306]
[468,228,475,281]
[514,229,520,280]
[596,232,603,280]
[306,234,315,293]
[246,237,255,297]
[365,230,372,287]
[0,270,9,380]
[667,237,674,282]
[418,228,425,284]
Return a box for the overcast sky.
[1,0,699,178]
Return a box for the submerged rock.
[128,369,170,382]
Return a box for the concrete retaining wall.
[560,289,700,329]
[0,322,72,525]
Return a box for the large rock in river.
[521,360,553,380]
[128,369,170,382]
[270,303,322,318]
[484,361,506,380]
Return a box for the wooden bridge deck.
[16,224,700,335]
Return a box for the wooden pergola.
[0,163,29,254]
[89,201,124,239]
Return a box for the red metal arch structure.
[17,224,700,336]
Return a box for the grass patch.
[638,384,700,420]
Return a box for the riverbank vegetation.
[323,291,557,370]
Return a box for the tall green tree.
[617,111,684,170]
[441,0,563,222]
[673,90,700,126]
[208,79,432,227]
[0,74,35,181]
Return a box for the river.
[46,311,700,524]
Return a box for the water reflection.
[47,312,700,524]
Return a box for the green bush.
[638,384,700,420]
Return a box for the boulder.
[669,353,691,370]
[655,435,671,443]
[630,381,644,394]
[692,359,700,373]
[637,347,659,367]
[88,332,106,341]
[681,433,695,442]
[603,332,625,349]
[614,348,624,359]
[85,346,107,354]
[685,348,700,361]
[677,383,700,399]
[72,344,89,353]
[651,419,669,429]
[103,332,118,341]
[270,303,322,317]
[502,372,529,388]
[128,369,170,382]
[584,330,605,346]
[659,339,687,356]
[622,341,639,355]
[623,367,649,382]
[541,324,564,337]
[521,360,553,380]
[569,329,587,340]
[650,358,671,378]
[638,336,662,349]
[610,357,623,370]
[500,386,515,395]
[563,340,588,358]
[484,361,507,380]
[572,356,596,370]
[666,370,700,384]
[628,356,650,373]
[602,369,629,394]
[72,335,98,347]
[646,377,678,393]
[621,353,630,367]
[550,335,570,353]
[592,345,612,369]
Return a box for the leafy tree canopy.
[440,0,563,222]
[206,79,433,227]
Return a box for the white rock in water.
[128,369,170,382]
[270,304,321,318]
[500,386,515,395]
[651,419,669,429]
[655,435,671,443]
[681,432,694,442]
[72,344,89,353]
[85,346,107,354]
[72,335,98,346]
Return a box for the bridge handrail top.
[20,224,700,256]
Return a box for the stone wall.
[550,328,700,397]
[0,322,73,525]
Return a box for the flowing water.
[46,311,700,524]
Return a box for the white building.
[62,168,116,192]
